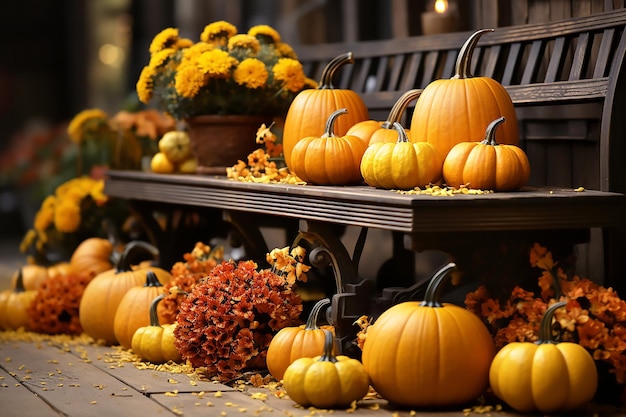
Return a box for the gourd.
[79,241,172,345]
[283,52,369,169]
[283,329,370,409]
[289,108,368,185]
[489,301,598,413]
[266,298,332,381]
[361,262,495,407]
[410,29,519,162]
[0,270,37,330]
[131,294,182,364]
[348,89,421,145]
[360,121,442,190]
[114,270,166,349]
[443,116,530,191]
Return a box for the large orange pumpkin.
[361,262,495,407]
[410,29,519,162]
[283,52,369,169]
[79,241,172,345]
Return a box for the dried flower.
[174,247,308,381]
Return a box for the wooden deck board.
[0,366,60,417]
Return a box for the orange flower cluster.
[174,257,304,381]
[158,242,224,323]
[465,243,626,385]
[27,272,91,335]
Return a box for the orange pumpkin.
[443,116,530,191]
[113,270,166,349]
[283,52,369,169]
[410,29,519,162]
[289,108,368,185]
[79,241,172,345]
[11,264,48,291]
[348,89,421,145]
[266,298,333,381]
[70,237,116,279]
[0,270,37,330]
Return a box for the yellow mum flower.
[275,42,297,59]
[89,180,109,205]
[176,37,194,49]
[272,58,306,92]
[228,34,260,54]
[149,48,177,68]
[197,49,237,78]
[54,200,81,234]
[149,27,180,54]
[175,62,206,98]
[200,21,237,46]
[67,108,109,144]
[182,42,214,62]
[33,196,56,233]
[248,25,281,44]
[136,65,155,104]
[234,58,268,89]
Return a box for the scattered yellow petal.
[214,391,223,397]
[250,392,268,400]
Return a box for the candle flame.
[435,0,448,13]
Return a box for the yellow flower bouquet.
[136,21,315,120]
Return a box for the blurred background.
[0,0,620,271]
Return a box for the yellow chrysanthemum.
[304,77,318,89]
[54,200,81,234]
[272,58,306,92]
[182,42,214,62]
[33,196,56,233]
[176,37,194,49]
[234,58,268,89]
[149,27,180,54]
[149,48,177,68]
[196,49,237,78]
[136,65,155,104]
[175,62,206,98]
[200,21,237,46]
[248,25,281,44]
[89,180,108,205]
[228,34,260,54]
[67,108,109,144]
[275,42,297,59]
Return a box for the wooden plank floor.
[0,332,624,417]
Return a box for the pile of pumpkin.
[280,29,530,192]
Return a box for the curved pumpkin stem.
[537,301,567,345]
[452,29,494,79]
[392,121,410,144]
[420,262,457,308]
[143,270,163,288]
[318,329,338,363]
[319,52,354,89]
[323,108,349,137]
[115,241,160,273]
[149,294,166,327]
[382,89,422,129]
[480,116,506,146]
[305,298,331,330]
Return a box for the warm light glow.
[435,0,448,13]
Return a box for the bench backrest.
[295,9,626,194]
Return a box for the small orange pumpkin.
[70,237,115,279]
[283,52,369,169]
[11,264,48,291]
[289,108,368,185]
[266,298,333,381]
[443,116,530,191]
[0,270,37,330]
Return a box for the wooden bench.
[104,10,626,355]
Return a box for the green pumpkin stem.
[452,29,494,79]
[480,116,506,146]
[144,270,163,287]
[149,294,166,327]
[392,122,410,143]
[324,108,349,137]
[305,298,331,330]
[320,52,353,89]
[537,301,567,344]
[420,262,457,307]
[318,329,338,363]
[116,241,160,273]
[382,89,422,129]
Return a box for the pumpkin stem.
[537,301,567,344]
[116,241,160,273]
[144,270,163,287]
[480,116,506,146]
[324,108,349,137]
[452,29,494,80]
[304,298,331,330]
[382,89,422,129]
[149,294,166,327]
[14,269,26,293]
[319,52,354,89]
[420,262,457,307]
[318,329,338,363]
[391,122,410,143]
